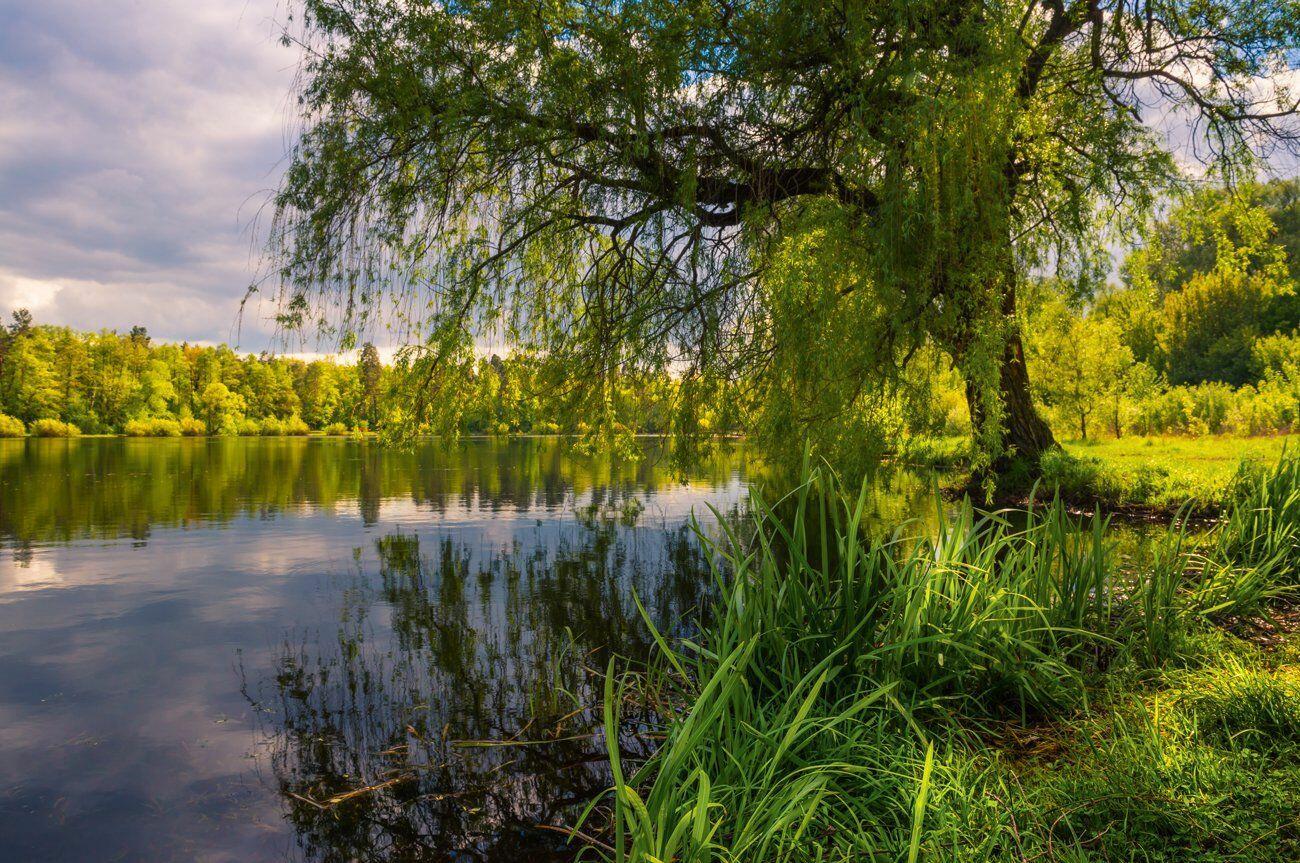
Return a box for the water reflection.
[0,436,754,546]
[0,437,749,861]
[262,520,713,861]
[0,436,984,860]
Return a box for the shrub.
[0,414,24,437]
[235,418,261,436]
[124,418,182,437]
[323,422,349,436]
[180,417,206,436]
[30,419,80,438]
[282,415,310,435]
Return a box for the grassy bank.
[575,457,1300,862]
[899,434,1296,513]
[1046,436,1298,514]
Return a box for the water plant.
[583,455,1300,863]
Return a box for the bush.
[323,422,349,436]
[283,415,310,435]
[0,414,24,437]
[124,418,182,437]
[180,417,206,436]
[234,418,261,436]
[30,418,80,438]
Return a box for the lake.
[1,437,757,861]
[0,436,968,861]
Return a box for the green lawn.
[1066,434,1296,478]
[906,434,1297,512]
[1049,435,1297,512]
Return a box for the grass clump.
[580,468,1122,863]
[1216,456,1300,580]
[1179,661,1300,750]
[29,418,80,438]
[0,414,24,437]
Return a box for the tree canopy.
[1109,179,1300,386]
[269,0,1300,474]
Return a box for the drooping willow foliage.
[267,0,1300,471]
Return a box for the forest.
[0,320,706,439]
[4,181,1299,449]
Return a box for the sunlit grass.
[1044,435,1296,511]
[577,455,1300,862]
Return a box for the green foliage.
[271,0,1300,471]
[0,316,697,442]
[322,421,349,436]
[1215,456,1300,581]
[1115,182,1300,386]
[124,418,182,437]
[1160,267,1283,386]
[1029,299,1132,440]
[0,413,23,437]
[29,418,79,438]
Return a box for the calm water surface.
[0,437,945,861]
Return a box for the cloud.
[3,4,1297,348]
[0,0,295,348]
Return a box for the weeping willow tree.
[268,0,1300,476]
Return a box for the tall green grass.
[1216,455,1300,580]
[579,456,1300,863]
[580,469,1116,862]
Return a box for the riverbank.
[578,457,1300,862]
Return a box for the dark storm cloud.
[0,0,294,346]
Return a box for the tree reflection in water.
[259,513,720,861]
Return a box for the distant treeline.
[0,316,691,438]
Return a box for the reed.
[581,456,1300,863]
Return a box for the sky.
[1,3,1296,353]
[0,0,295,350]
